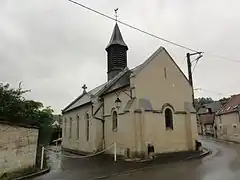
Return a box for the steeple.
[106,23,128,81]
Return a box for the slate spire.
[106,23,128,81]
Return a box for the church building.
[62,23,198,158]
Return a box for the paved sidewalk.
[33,146,206,180]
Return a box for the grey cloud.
[1,0,240,113]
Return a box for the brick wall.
[0,123,39,176]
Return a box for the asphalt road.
[34,137,240,180]
[109,137,240,180]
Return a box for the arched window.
[112,111,118,131]
[165,108,173,130]
[86,113,90,141]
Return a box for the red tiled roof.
[216,94,240,115]
[199,114,215,124]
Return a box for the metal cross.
[114,8,119,22]
[82,84,87,93]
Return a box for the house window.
[208,108,212,113]
[86,113,90,141]
[69,117,72,138]
[164,68,167,79]
[76,115,80,139]
[112,111,118,131]
[165,108,173,130]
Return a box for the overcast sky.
[1,0,240,113]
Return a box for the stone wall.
[0,122,39,176]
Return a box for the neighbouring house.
[50,115,62,144]
[61,23,198,159]
[0,120,39,177]
[215,94,240,142]
[52,115,62,128]
[197,101,222,136]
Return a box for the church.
[62,23,198,158]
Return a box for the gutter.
[216,110,239,116]
[92,102,104,121]
[91,101,105,149]
[62,101,92,114]
[102,98,105,149]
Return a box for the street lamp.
[115,97,121,109]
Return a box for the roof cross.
[114,8,119,22]
[82,84,87,93]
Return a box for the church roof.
[62,46,191,113]
[62,68,129,113]
[106,23,128,50]
[97,67,130,96]
[62,83,106,113]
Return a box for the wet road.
[34,137,240,180]
[109,137,240,180]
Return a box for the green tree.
[194,97,214,111]
[0,83,54,145]
[219,97,230,105]
[37,107,54,144]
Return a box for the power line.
[180,56,186,65]
[67,0,240,63]
[206,53,240,63]
[193,54,204,73]
[194,88,229,97]
[192,61,198,73]
[67,0,198,52]
[67,0,239,99]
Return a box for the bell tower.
[105,23,128,80]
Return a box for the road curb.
[93,168,144,180]
[185,147,211,160]
[200,136,240,145]
[214,138,240,144]
[93,148,211,179]
[13,168,50,180]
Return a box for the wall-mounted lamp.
[115,97,121,109]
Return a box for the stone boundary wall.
[0,122,39,177]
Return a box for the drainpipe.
[91,103,94,118]
[238,106,240,123]
[91,99,105,150]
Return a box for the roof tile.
[216,94,240,115]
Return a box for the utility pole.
[186,52,203,107]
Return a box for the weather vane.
[114,8,119,22]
